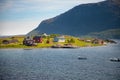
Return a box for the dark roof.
[2,40,10,44]
[2,40,9,42]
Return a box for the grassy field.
[0,35,101,48]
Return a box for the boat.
[110,58,120,62]
[23,48,33,50]
[78,56,87,60]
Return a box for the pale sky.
[0,0,105,36]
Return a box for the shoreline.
[0,45,107,49]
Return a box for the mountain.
[28,0,120,38]
[88,29,120,39]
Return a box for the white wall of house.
[54,36,65,42]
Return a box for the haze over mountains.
[28,0,120,38]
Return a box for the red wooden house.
[33,36,43,43]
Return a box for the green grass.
[0,35,102,48]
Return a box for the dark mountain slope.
[28,0,120,36]
[88,29,120,39]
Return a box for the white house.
[42,33,48,37]
[54,36,65,42]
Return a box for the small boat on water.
[78,56,87,60]
[110,58,120,62]
[23,48,33,50]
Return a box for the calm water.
[0,41,120,80]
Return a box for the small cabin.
[2,40,10,44]
[54,36,65,42]
[85,39,92,43]
[9,39,19,43]
[92,39,104,45]
[42,33,48,37]
[33,36,43,43]
[2,39,19,44]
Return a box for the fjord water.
[0,41,120,80]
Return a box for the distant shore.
[0,34,116,49]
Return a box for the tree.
[68,38,75,43]
[50,34,60,38]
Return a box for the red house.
[33,36,43,43]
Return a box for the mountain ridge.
[28,0,120,38]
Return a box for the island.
[0,33,116,49]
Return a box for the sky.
[0,0,105,36]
